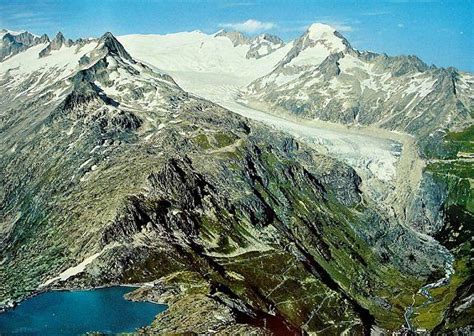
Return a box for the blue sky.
[1,0,472,71]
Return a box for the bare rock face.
[97,32,134,62]
[215,30,285,59]
[38,32,74,57]
[246,33,285,59]
[0,31,49,61]
[215,30,250,46]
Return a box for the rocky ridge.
[0,30,49,61]
[244,23,473,143]
[215,30,285,59]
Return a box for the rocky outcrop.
[215,30,250,46]
[38,32,74,58]
[0,31,48,61]
[38,32,67,57]
[97,32,134,62]
[246,33,285,59]
[215,30,285,59]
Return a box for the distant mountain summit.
[244,23,473,142]
[0,30,49,61]
[2,22,471,167]
[215,30,285,59]
[38,32,74,57]
[97,32,134,62]
[274,23,350,68]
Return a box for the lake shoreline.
[0,285,167,334]
[0,281,160,314]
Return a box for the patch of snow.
[89,145,101,153]
[66,124,75,135]
[289,45,329,68]
[307,23,337,42]
[338,54,364,72]
[39,252,101,288]
[0,41,96,77]
[206,244,273,258]
[404,76,436,98]
[257,44,270,56]
[79,158,93,169]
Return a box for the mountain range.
[0,23,472,334]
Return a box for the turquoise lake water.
[0,286,167,335]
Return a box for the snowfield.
[118,31,292,83]
[39,252,102,287]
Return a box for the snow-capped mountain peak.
[246,27,472,139]
[54,31,66,43]
[53,31,71,47]
[97,32,134,62]
[39,31,75,57]
[214,30,249,46]
[0,29,49,61]
[267,22,350,70]
[304,23,349,52]
[213,30,285,59]
[247,33,285,59]
[306,23,336,40]
[0,29,33,38]
[1,23,471,140]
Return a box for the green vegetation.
[415,125,473,332]
[425,125,473,216]
[213,132,236,148]
[192,133,211,149]
[413,258,470,330]
[424,125,474,159]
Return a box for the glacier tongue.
[118,31,409,188]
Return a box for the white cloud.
[219,19,276,33]
[276,18,356,34]
[397,23,405,28]
[326,22,354,32]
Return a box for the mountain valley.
[0,23,472,335]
